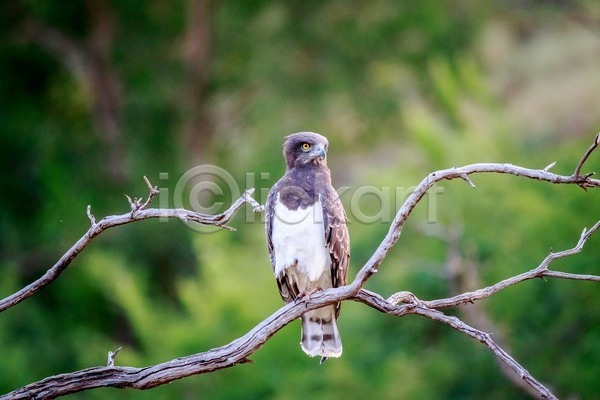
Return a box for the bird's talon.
[296,287,322,305]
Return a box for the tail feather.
[300,306,342,359]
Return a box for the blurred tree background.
[1,0,600,398]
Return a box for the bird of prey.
[265,132,350,361]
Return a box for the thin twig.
[543,161,556,172]
[573,132,600,179]
[107,347,122,367]
[459,173,477,188]
[124,194,138,212]
[86,205,96,227]
[139,176,159,211]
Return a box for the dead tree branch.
[0,180,263,313]
[350,145,600,291]
[424,220,600,310]
[2,135,599,399]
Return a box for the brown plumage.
[265,132,350,361]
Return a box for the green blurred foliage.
[1,0,600,399]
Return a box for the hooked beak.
[312,144,327,159]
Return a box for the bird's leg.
[296,287,323,306]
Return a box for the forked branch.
[0,180,263,313]
[2,135,599,399]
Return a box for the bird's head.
[283,132,329,169]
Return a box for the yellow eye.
[301,143,311,151]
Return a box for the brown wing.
[321,187,350,318]
[265,182,277,270]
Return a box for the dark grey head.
[283,132,329,170]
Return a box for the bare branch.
[139,176,159,211]
[86,205,96,227]
[573,132,600,180]
[352,139,600,290]
[4,204,593,399]
[542,270,600,281]
[124,193,139,213]
[432,223,554,397]
[412,307,557,399]
[0,285,353,399]
[107,347,122,367]
[2,135,599,398]
[0,180,263,313]
[125,177,159,217]
[387,291,425,306]
[543,161,556,172]
[353,290,557,398]
[459,173,477,188]
[425,220,600,310]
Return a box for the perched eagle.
[265,132,350,361]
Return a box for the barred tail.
[300,305,342,360]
